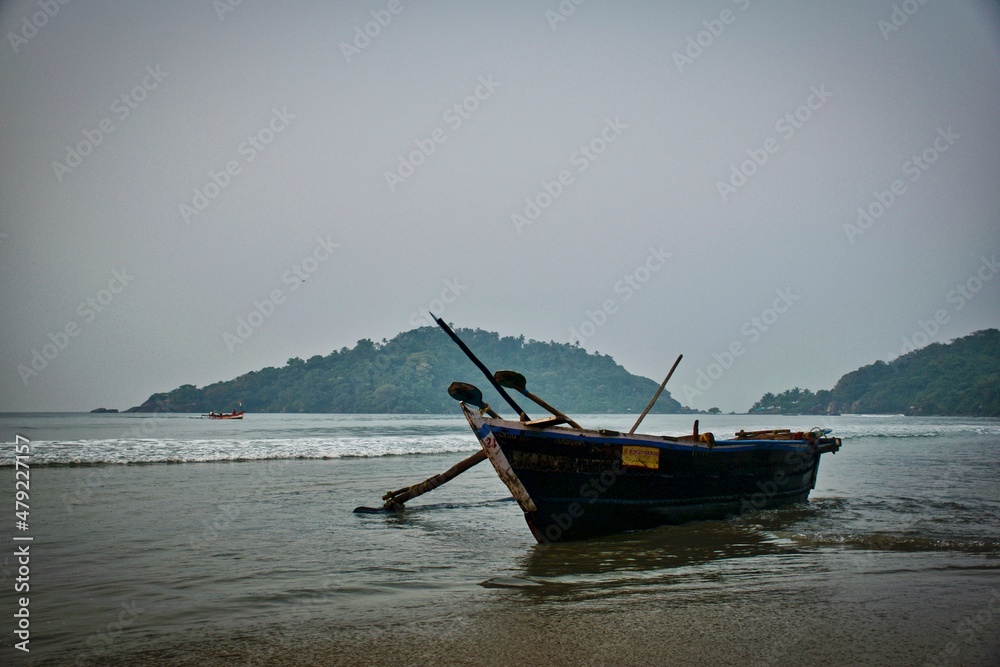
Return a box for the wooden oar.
[447,382,499,418]
[628,354,683,435]
[493,370,582,429]
[353,382,493,513]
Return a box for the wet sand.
[77,558,1000,666]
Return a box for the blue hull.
[463,406,840,543]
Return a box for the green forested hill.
[751,329,1000,416]
[127,326,683,414]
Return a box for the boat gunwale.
[463,407,837,454]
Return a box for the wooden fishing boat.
[460,404,840,543]
[206,410,245,420]
[355,317,842,544]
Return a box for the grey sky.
[2,0,998,413]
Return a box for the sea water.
[1,413,998,666]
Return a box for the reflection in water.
[518,522,778,578]
[479,515,805,598]
[510,499,833,580]
[485,490,1000,596]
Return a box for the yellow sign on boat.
[622,445,659,469]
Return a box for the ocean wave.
[808,423,1000,439]
[2,414,997,466]
[780,530,1000,554]
[0,436,481,466]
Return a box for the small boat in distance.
[205,409,245,420]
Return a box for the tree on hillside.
[749,329,1000,416]
[127,326,684,414]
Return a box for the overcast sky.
[1,0,998,413]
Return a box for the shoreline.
[53,557,1000,666]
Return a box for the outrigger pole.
[377,450,488,511]
[354,320,527,513]
[432,315,530,422]
[354,383,494,513]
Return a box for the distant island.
[751,329,1000,417]
[124,327,1000,417]
[126,326,686,414]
